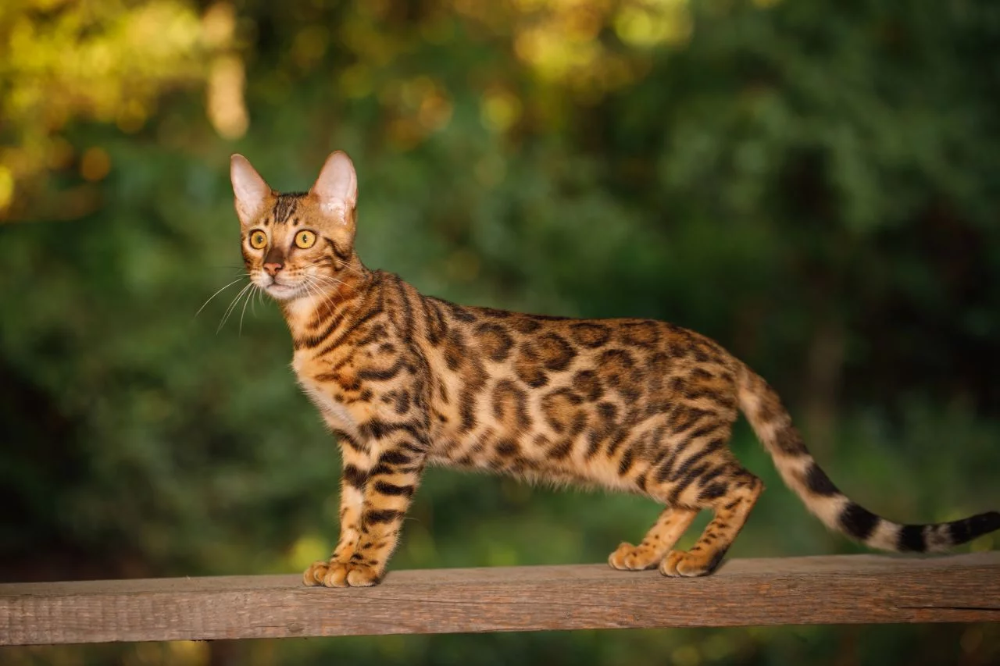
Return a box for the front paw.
[303,560,382,587]
[303,560,331,586]
[328,561,382,587]
[659,549,724,578]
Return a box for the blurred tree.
[0,0,238,220]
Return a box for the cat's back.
[421,297,738,386]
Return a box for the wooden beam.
[2,553,999,646]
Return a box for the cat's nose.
[263,262,283,276]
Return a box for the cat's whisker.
[336,260,366,279]
[253,283,265,314]
[196,276,247,318]
[239,284,260,335]
[306,274,345,312]
[298,276,316,303]
[316,272,348,286]
[306,275,335,311]
[306,274,342,294]
[309,272,349,295]
[218,282,255,333]
[202,264,253,273]
[300,274,324,297]
[249,280,263,316]
[218,283,251,331]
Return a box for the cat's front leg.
[303,432,370,587]
[314,427,428,587]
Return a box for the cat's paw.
[302,559,382,587]
[608,542,663,570]
[303,560,330,586]
[321,562,381,588]
[659,549,724,578]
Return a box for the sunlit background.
[2,0,999,664]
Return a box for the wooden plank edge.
[2,553,998,646]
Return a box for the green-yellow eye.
[249,230,267,249]
[295,230,317,249]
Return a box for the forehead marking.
[273,193,306,224]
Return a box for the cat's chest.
[291,352,361,437]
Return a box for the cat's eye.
[295,230,317,249]
[249,230,268,249]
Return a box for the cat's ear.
[230,154,272,226]
[310,151,357,224]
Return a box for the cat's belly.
[426,425,635,491]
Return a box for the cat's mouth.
[258,274,305,300]
[257,271,337,301]
[266,282,300,298]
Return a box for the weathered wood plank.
[2,553,998,646]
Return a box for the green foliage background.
[2,0,999,664]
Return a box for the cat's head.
[229,152,358,301]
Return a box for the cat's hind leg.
[659,465,763,577]
[608,505,698,570]
[614,403,760,577]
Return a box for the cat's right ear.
[310,151,358,225]
[230,154,272,226]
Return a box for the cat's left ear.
[230,154,273,226]
[310,151,357,225]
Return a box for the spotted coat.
[227,152,1000,587]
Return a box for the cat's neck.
[278,254,373,333]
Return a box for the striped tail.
[736,363,1000,552]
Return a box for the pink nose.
[263,262,283,276]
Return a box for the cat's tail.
[736,362,1000,552]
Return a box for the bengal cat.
[228,151,999,587]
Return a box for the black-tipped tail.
[737,362,1000,554]
[945,511,1000,548]
[825,501,999,553]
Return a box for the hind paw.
[608,542,664,570]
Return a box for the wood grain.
[2,553,998,646]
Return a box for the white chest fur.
[292,354,360,438]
